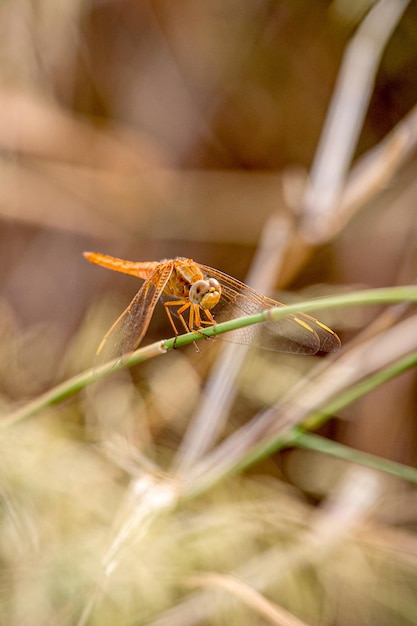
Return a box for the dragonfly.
[84,252,341,360]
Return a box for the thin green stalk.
[2,286,417,429]
[1,341,167,429]
[292,431,417,484]
[183,348,417,498]
[303,349,417,431]
[245,349,417,469]
[169,285,417,349]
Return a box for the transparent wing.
[197,264,340,355]
[96,261,174,362]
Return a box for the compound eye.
[208,278,221,291]
[189,278,221,309]
[189,280,210,305]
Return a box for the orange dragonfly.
[84,252,341,360]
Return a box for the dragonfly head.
[189,278,221,310]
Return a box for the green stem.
[169,285,417,349]
[2,286,417,428]
[293,432,417,484]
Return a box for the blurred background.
[1,0,416,451]
[1,1,417,624]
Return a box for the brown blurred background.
[1,0,417,457]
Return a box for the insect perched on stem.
[84,252,341,360]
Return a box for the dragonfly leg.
[176,302,207,336]
[164,300,189,350]
[164,301,211,351]
[179,302,213,335]
[199,309,216,327]
[164,300,191,335]
[188,305,215,351]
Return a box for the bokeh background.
[1,1,417,625]
[2,0,417,454]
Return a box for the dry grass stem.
[301,0,410,241]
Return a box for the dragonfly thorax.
[189,278,221,310]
